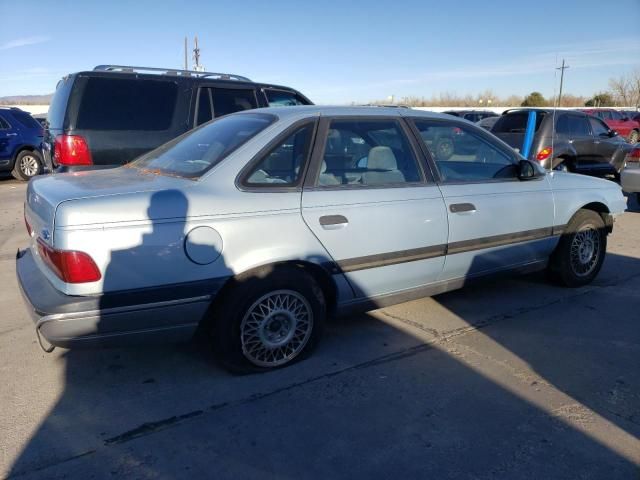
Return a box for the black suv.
[491,108,632,175]
[0,107,44,180]
[44,65,312,171]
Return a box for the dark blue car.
[0,107,45,180]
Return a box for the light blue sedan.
[18,106,626,372]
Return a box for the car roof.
[246,105,458,120]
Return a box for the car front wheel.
[548,209,607,287]
[211,266,325,374]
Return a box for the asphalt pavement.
[0,175,639,479]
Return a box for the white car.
[17,106,627,373]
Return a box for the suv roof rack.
[93,65,251,82]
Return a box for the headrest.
[367,146,397,170]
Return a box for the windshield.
[131,113,275,178]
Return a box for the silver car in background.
[17,106,626,373]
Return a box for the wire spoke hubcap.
[241,290,313,367]
[20,155,39,177]
[570,226,600,277]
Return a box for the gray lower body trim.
[336,259,548,317]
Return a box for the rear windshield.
[76,77,178,131]
[131,113,275,178]
[493,112,546,133]
[47,76,74,130]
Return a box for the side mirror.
[609,130,618,137]
[518,159,537,180]
[622,117,629,122]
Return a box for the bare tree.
[609,70,640,107]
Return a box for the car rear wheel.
[210,266,325,374]
[12,150,43,181]
[547,209,607,287]
[628,130,639,144]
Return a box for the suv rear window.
[131,113,274,178]
[76,77,178,131]
[493,112,546,133]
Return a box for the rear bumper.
[16,248,226,348]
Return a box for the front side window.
[245,123,314,186]
[413,120,517,183]
[76,77,178,131]
[131,113,274,178]
[265,89,307,107]
[317,120,422,187]
[589,117,609,136]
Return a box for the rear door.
[0,112,20,167]
[409,118,556,281]
[301,116,448,299]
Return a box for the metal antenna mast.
[193,36,204,72]
[184,37,188,70]
[556,59,569,107]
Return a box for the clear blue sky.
[1,0,639,103]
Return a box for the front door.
[409,118,556,281]
[301,117,448,299]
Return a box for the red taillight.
[54,135,93,166]
[536,147,553,161]
[37,238,101,283]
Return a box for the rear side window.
[493,112,545,133]
[10,110,41,129]
[265,89,308,107]
[318,120,422,187]
[212,88,257,117]
[0,114,10,129]
[245,124,314,186]
[47,76,74,130]
[131,113,274,178]
[76,77,178,131]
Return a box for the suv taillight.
[37,238,101,283]
[54,135,93,166]
[536,147,553,161]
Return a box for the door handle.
[450,203,476,213]
[319,215,348,230]
[6,133,17,137]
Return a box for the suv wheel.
[547,209,607,287]
[211,266,325,374]
[12,150,43,181]
[629,130,639,144]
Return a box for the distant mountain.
[0,94,53,105]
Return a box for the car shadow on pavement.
[7,210,640,478]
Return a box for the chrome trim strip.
[337,244,447,273]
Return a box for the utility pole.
[556,59,569,107]
[184,37,188,70]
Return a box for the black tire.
[12,150,43,181]
[210,265,325,374]
[547,209,607,287]
[628,130,639,144]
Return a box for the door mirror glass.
[518,159,537,180]
[609,130,618,137]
